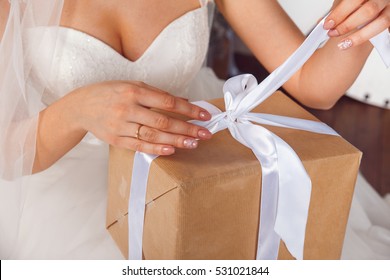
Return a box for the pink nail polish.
[198,129,212,139]
[184,139,198,149]
[199,111,210,120]
[328,29,340,37]
[338,39,353,50]
[162,146,175,154]
[324,19,335,30]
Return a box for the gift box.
[106,91,361,260]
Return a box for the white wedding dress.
[0,0,389,259]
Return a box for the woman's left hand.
[323,0,390,50]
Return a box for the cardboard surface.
[106,91,361,259]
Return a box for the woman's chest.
[26,0,213,103]
[60,0,203,62]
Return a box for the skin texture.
[325,0,390,44]
[0,0,389,172]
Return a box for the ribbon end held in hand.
[370,29,390,68]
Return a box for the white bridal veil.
[0,0,64,257]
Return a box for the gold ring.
[135,124,143,140]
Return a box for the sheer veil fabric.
[0,0,64,258]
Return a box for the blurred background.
[207,0,390,196]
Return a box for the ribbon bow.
[127,18,390,260]
[191,74,339,260]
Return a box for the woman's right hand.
[67,81,213,155]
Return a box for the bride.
[0,0,389,259]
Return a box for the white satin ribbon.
[370,29,390,67]
[128,152,157,260]
[127,18,390,260]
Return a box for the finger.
[137,125,199,149]
[137,83,189,102]
[133,81,171,94]
[324,0,367,29]
[177,97,190,102]
[328,0,388,36]
[127,106,212,140]
[113,136,176,156]
[115,123,199,149]
[108,121,141,139]
[337,6,390,49]
[132,86,211,121]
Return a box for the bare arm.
[216,0,374,109]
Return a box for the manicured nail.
[324,19,335,30]
[162,146,175,155]
[198,129,212,139]
[199,111,211,120]
[184,139,198,149]
[328,29,340,37]
[338,39,353,50]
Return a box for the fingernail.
[324,19,335,30]
[184,139,198,149]
[199,111,211,120]
[338,39,353,50]
[162,146,175,155]
[198,129,212,139]
[328,29,340,37]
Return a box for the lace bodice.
[25,1,213,106]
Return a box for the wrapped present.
[103,16,381,259]
[104,8,390,259]
[106,90,361,260]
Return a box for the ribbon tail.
[238,114,329,259]
[273,134,311,260]
[128,152,158,260]
[230,123,281,260]
[233,122,311,260]
[370,29,390,68]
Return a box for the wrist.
[34,92,88,173]
[61,87,90,134]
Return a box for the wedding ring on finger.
[135,124,143,140]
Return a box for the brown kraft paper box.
[106,91,361,260]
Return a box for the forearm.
[284,36,373,109]
[217,0,375,109]
[33,92,87,173]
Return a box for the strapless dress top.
[24,0,214,106]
